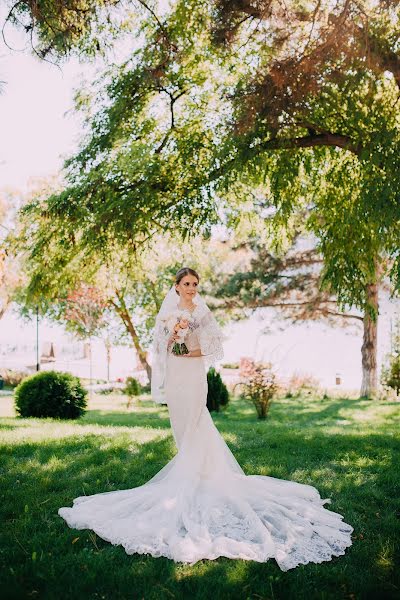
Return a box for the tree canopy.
[5,0,400,320]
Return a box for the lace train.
[58,354,353,570]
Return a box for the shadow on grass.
[213,397,400,427]
[276,396,399,424]
[2,407,398,514]
[0,432,177,596]
[1,396,399,599]
[0,422,18,430]
[1,423,398,599]
[80,408,172,430]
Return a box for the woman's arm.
[167,331,179,352]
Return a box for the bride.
[58,267,353,570]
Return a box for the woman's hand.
[167,332,180,350]
[181,348,203,358]
[168,332,179,344]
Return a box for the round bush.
[124,376,142,397]
[14,370,88,419]
[207,367,229,412]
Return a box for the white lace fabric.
[150,286,226,404]
[58,285,353,569]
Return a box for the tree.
[381,311,400,396]
[12,179,230,381]
[208,2,400,398]
[5,0,400,397]
[63,284,107,338]
[62,283,108,388]
[1,0,148,60]
[0,189,25,321]
[235,358,277,420]
[210,229,397,397]
[5,3,400,278]
[211,235,362,324]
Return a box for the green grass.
[0,392,399,600]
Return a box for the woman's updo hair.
[175,267,200,295]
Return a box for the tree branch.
[155,88,187,154]
[210,131,361,181]
[219,296,363,322]
[257,132,361,155]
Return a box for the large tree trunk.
[360,280,379,398]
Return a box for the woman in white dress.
[58,267,353,570]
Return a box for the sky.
[0,9,398,392]
[0,10,98,190]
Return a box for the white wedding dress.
[58,313,353,571]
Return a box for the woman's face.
[175,274,199,301]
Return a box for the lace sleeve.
[154,318,171,354]
[198,309,226,370]
[150,317,172,404]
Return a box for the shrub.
[125,376,142,408]
[286,371,321,397]
[98,386,122,395]
[375,384,399,402]
[125,377,141,396]
[0,369,29,388]
[381,354,400,396]
[235,359,278,419]
[207,368,229,412]
[140,382,151,394]
[14,370,87,419]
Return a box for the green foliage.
[22,2,220,255]
[4,0,141,60]
[208,232,364,332]
[10,0,400,332]
[124,376,142,409]
[124,376,142,397]
[14,371,87,420]
[212,14,400,308]
[1,393,399,598]
[381,313,400,395]
[206,367,229,412]
[236,360,278,419]
[381,357,400,395]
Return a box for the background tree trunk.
[122,312,152,382]
[104,338,111,382]
[360,280,379,398]
[111,293,152,382]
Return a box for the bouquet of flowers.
[165,309,198,356]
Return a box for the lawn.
[0,391,399,600]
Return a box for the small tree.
[207,367,229,412]
[381,313,400,396]
[235,358,277,419]
[63,284,108,394]
[125,376,142,409]
[381,359,400,396]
